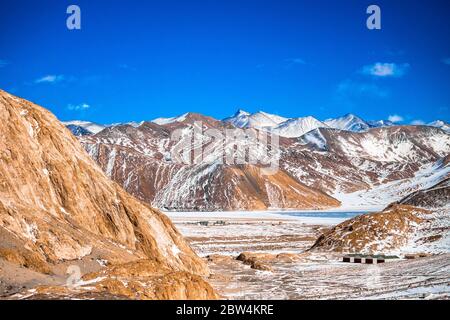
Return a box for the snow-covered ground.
[167,211,450,300]
[167,210,346,256]
[208,253,450,300]
[333,159,450,209]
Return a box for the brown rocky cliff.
[0,89,215,298]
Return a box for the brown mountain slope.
[81,119,341,211]
[0,89,215,299]
[398,178,450,208]
[154,164,340,211]
[78,114,450,211]
[310,180,450,255]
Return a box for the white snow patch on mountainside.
[225,110,399,135]
[334,158,450,209]
[271,116,328,138]
[62,120,105,134]
[224,110,288,129]
[324,114,370,132]
[152,113,189,125]
[429,120,450,132]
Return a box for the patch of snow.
[152,113,189,125]
[171,244,181,256]
[271,116,328,138]
[62,120,106,134]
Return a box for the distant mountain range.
[59,109,450,212]
[63,110,450,138]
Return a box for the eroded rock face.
[0,89,213,299]
[12,260,218,300]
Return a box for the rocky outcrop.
[310,180,450,255]
[398,178,450,208]
[0,89,214,299]
[12,260,217,300]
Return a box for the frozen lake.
[279,211,369,219]
[165,209,375,226]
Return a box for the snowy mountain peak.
[272,116,328,138]
[429,120,450,132]
[233,109,250,116]
[151,113,189,125]
[223,109,251,128]
[223,109,287,129]
[62,120,106,135]
[368,119,395,128]
[324,114,370,132]
[244,111,288,129]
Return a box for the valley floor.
[166,211,450,300]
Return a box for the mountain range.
[61,110,450,212]
[65,110,450,138]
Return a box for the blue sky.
[0,0,449,124]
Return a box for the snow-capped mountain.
[271,116,328,138]
[79,112,450,211]
[324,114,371,132]
[81,114,340,211]
[222,109,251,128]
[65,124,93,136]
[59,106,450,212]
[151,113,189,125]
[368,119,395,128]
[324,114,395,132]
[224,110,288,129]
[225,111,396,136]
[62,120,106,135]
[429,120,450,132]
[109,121,145,128]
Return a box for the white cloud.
[388,114,404,123]
[361,62,410,77]
[0,59,9,67]
[411,120,425,125]
[35,74,65,84]
[67,103,90,111]
[443,58,450,65]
